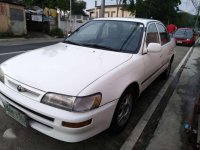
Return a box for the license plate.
[177,41,182,43]
[5,104,28,127]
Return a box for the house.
[86,4,135,18]
[0,0,27,35]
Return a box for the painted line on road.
[0,51,26,56]
[120,44,195,150]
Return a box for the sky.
[84,0,196,15]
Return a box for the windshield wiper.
[63,40,83,46]
[81,43,118,51]
[64,41,118,51]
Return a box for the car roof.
[177,28,193,30]
[94,17,160,26]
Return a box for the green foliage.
[49,28,64,37]
[72,0,86,15]
[176,12,195,28]
[122,0,135,14]
[23,0,86,15]
[123,0,181,24]
[0,32,14,38]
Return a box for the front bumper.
[0,82,118,142]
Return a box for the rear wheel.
[162,60,172,79]
[110,88,135,132]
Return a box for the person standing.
[167,24,177,37]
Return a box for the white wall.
[59,16,89,34]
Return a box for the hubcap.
[117,93,133,127]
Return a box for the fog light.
[62,119,92,128]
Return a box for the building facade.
[87,5,135,18]
[0,1,26,35]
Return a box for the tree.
[123,0,181,24]
[122,0,135,15]
[176,12,195,27]
[190,0,200,29]
[115,0,135,17]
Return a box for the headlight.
[186,39,190,41]
[73,94,101,112]
[0,67,5,83]
[41,93,102,112]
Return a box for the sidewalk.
[147,41,200,149]
[0,32,65,46]
[0,37,64,46]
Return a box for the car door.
[141,22,162,90]
[156,23,172,67]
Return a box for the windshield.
[64,20,144,53]
[174,29,193,38]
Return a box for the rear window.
[174,29,193,38]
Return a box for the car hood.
[2,43,132,96]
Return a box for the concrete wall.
[88,6,135,18]
[0,2,27,35]
[59,16,89,34]
[60,20,87,34]
[0,3,9,32]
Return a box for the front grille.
[5,76,44,102]
[7,79,40,97]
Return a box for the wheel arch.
[109,81,140,132]
[121,81,140,100]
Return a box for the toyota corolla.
[0,18,175,142]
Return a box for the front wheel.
[110,89,135,132]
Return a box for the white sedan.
[0,18,175,142]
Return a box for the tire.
[110,88,135,133]
[162,60,172,80]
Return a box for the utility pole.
[95,0,97,18]
[100,0,105,18]
[70,0,72,32]
[116,0,119,17]
[116,0,123,17]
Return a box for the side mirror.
[147,43,161,53]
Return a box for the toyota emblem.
[17,85,26,92]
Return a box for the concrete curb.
[0,37,61,42]
[0,37,65,46]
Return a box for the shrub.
[49,28,64,37]
[0,32,14,38]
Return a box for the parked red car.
[173,28,195,46]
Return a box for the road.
[0,41,190,150]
